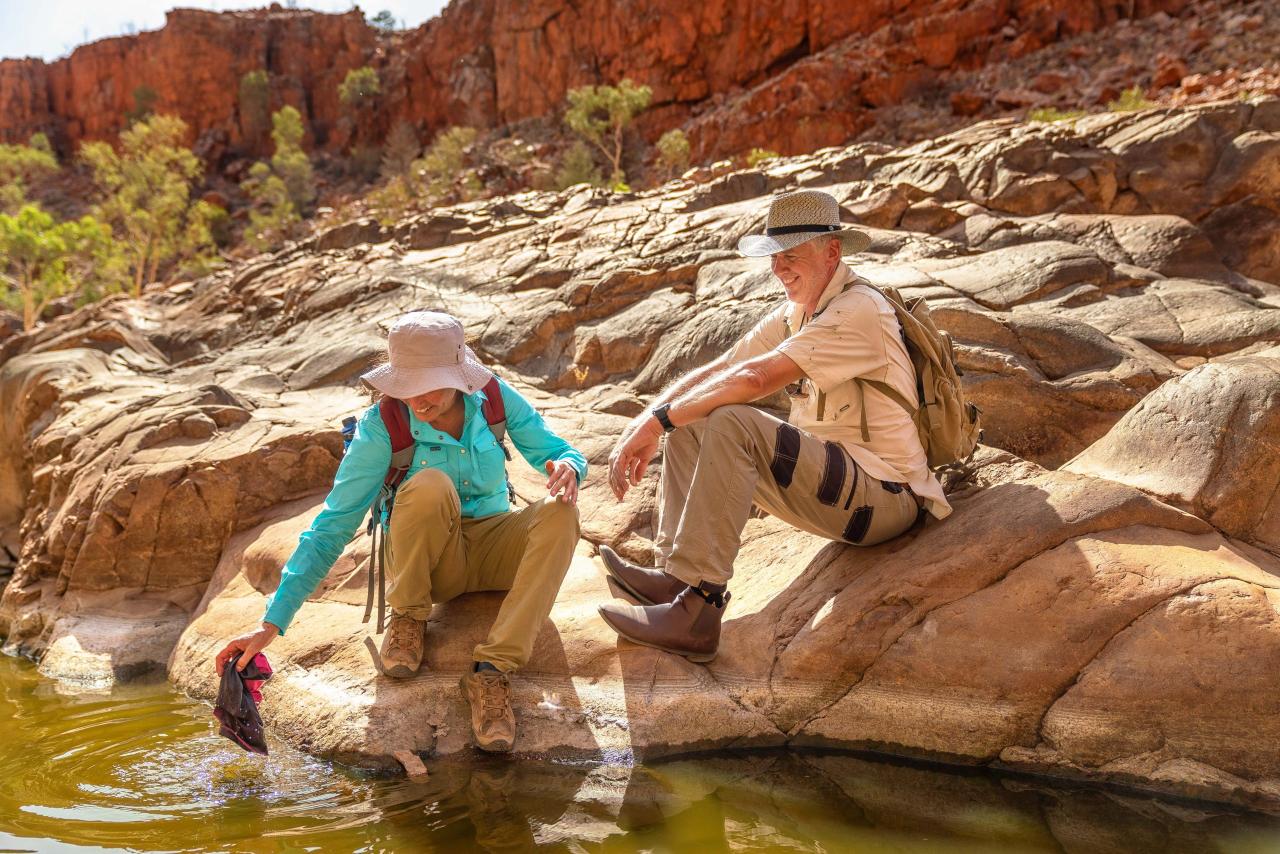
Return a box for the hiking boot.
[597,582,730,663]
[599,545,686,606]
[379,612,425,678]
[460,669,516,753]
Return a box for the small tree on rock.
[0,205,124,329]
[269,106,315,212]
[339,66,382,113]
[563,79,652,187]
[81,114,221,296]
[0,135,59,214]
[368,10,398,31]
[240,106,315,251]
[655,128,690,179]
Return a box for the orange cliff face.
[0,0,1195,166]
[0,7,376,156]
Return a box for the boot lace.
[386,616,419,658]
[479,673,511,720]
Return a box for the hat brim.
[737,228,872,257]
[361,345,493,399]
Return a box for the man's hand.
[608,413,663,500]
[545,459,579,504]
[214,623,280,674]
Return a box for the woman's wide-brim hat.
[361,311,493,399]
[737,189,872,257]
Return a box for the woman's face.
[404,387,460,422]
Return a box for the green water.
[2,654,1279,853]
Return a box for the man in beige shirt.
[598,189,951,662]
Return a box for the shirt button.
[463,480,469,485]
[460,449,466,455]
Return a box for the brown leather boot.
[459,668,516,752]
[599,545,686,606]
[379,612,425,678]
[596,582,730,663]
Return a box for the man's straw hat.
[361,311,493,399]
[737,189,871,257]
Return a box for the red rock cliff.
[0,0,1195,163]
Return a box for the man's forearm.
[666,364,769,427]
[650,357,727,408]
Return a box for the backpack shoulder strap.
[377,397,416,489]
[480,376,512,460]
[480,376,506,434]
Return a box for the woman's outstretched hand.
[545,460,580,505]
[214,623,280,674]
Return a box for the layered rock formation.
[2,100,1279,808]
[0,0,1209,163]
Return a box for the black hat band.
[764,224,841,236]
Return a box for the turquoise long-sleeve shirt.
[263,377,587,634]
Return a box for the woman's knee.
[394,468,458,513]
[531,495,580,535]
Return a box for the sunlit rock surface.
[3,101,1280,809]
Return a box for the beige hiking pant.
[384,468,580,672]
[655,404,920,587]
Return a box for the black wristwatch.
[651,403,677,433]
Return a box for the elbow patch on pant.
[843,505,874,543]
[817,441,846,506]
[769,423,802,489]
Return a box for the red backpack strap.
[480,376,505,430]
[377,397,415,489]
[480,376,512,456]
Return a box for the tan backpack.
[845,283,982,470]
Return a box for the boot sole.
[382,662,422,679]
[597,609,718,664]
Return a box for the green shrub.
[564,79,652,186]
[1107,87,1156,112]
[1028,107,1087,123]
[656,128,691,178]
[414,126,478,196]
[746,148,779,168]
[269,106,315,212]
[82,114,220,296]
[339,66,382,111]
[0,205,126,329]
[554,141,604,189]
[0,135,59,214]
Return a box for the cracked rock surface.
[2,102,1280,809]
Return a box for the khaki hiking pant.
[655,404,920,587]
[384,468,580,672]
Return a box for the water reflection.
[2,652,1279,852]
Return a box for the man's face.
[770,237,838,301]
[404,387,459,422]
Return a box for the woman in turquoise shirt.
[215,311,587,753]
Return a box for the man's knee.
[705,404,755,431]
